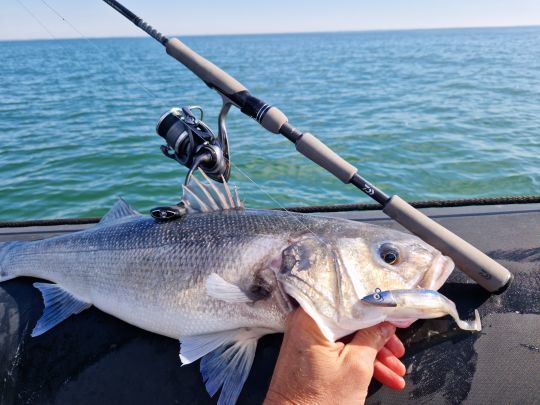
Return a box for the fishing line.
[16,0,323,240]
[25,0,327,237]
[15,0,58,40]
[39,0,157,99]
[23,0,159,100]
[229,161,326,244]
[14,0,514,293]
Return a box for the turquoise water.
[1,27,539,220]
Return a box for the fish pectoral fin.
[97,198,141,226]
[201,335,258,405]
[179,329,243,365]
[31,283,92,337]
[205,273,252,303]
[180,328,269,405]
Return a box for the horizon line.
[1,23,539,43]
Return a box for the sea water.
[1,27,539,220]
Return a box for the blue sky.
[2,0,540,40]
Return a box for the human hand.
[264,308,406,405]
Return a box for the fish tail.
[0,241,20,282]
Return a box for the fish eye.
[379,244,400,265]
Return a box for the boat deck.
[1,203,539,404]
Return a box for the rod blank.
[102,0,513,293]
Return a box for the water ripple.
[1,28,539,219]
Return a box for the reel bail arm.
[155,103,231,185]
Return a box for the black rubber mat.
[1,204,538,404]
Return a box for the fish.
[0,175,455,404]
[361,289,482,331]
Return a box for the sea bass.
[0,178,455,404]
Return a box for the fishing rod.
[102,0,512,294]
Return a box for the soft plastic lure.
[361,289,482,331]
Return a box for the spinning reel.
[155,103,231,185]
[151,101,232,220]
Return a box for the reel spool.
[155,105,231,185]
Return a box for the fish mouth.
[419,254,455,290]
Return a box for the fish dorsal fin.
[182,170,243,214]
[180,327,267,405]
[98,198,141,226]
[31,283,92,337]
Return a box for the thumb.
[283,307,336,347]
[347,322,396,362]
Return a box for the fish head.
[334,224,456,293]
[277,223,454,341]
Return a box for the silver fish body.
[0,180,455,404]
[2,209,305,338]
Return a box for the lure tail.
[453,309,482,331]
